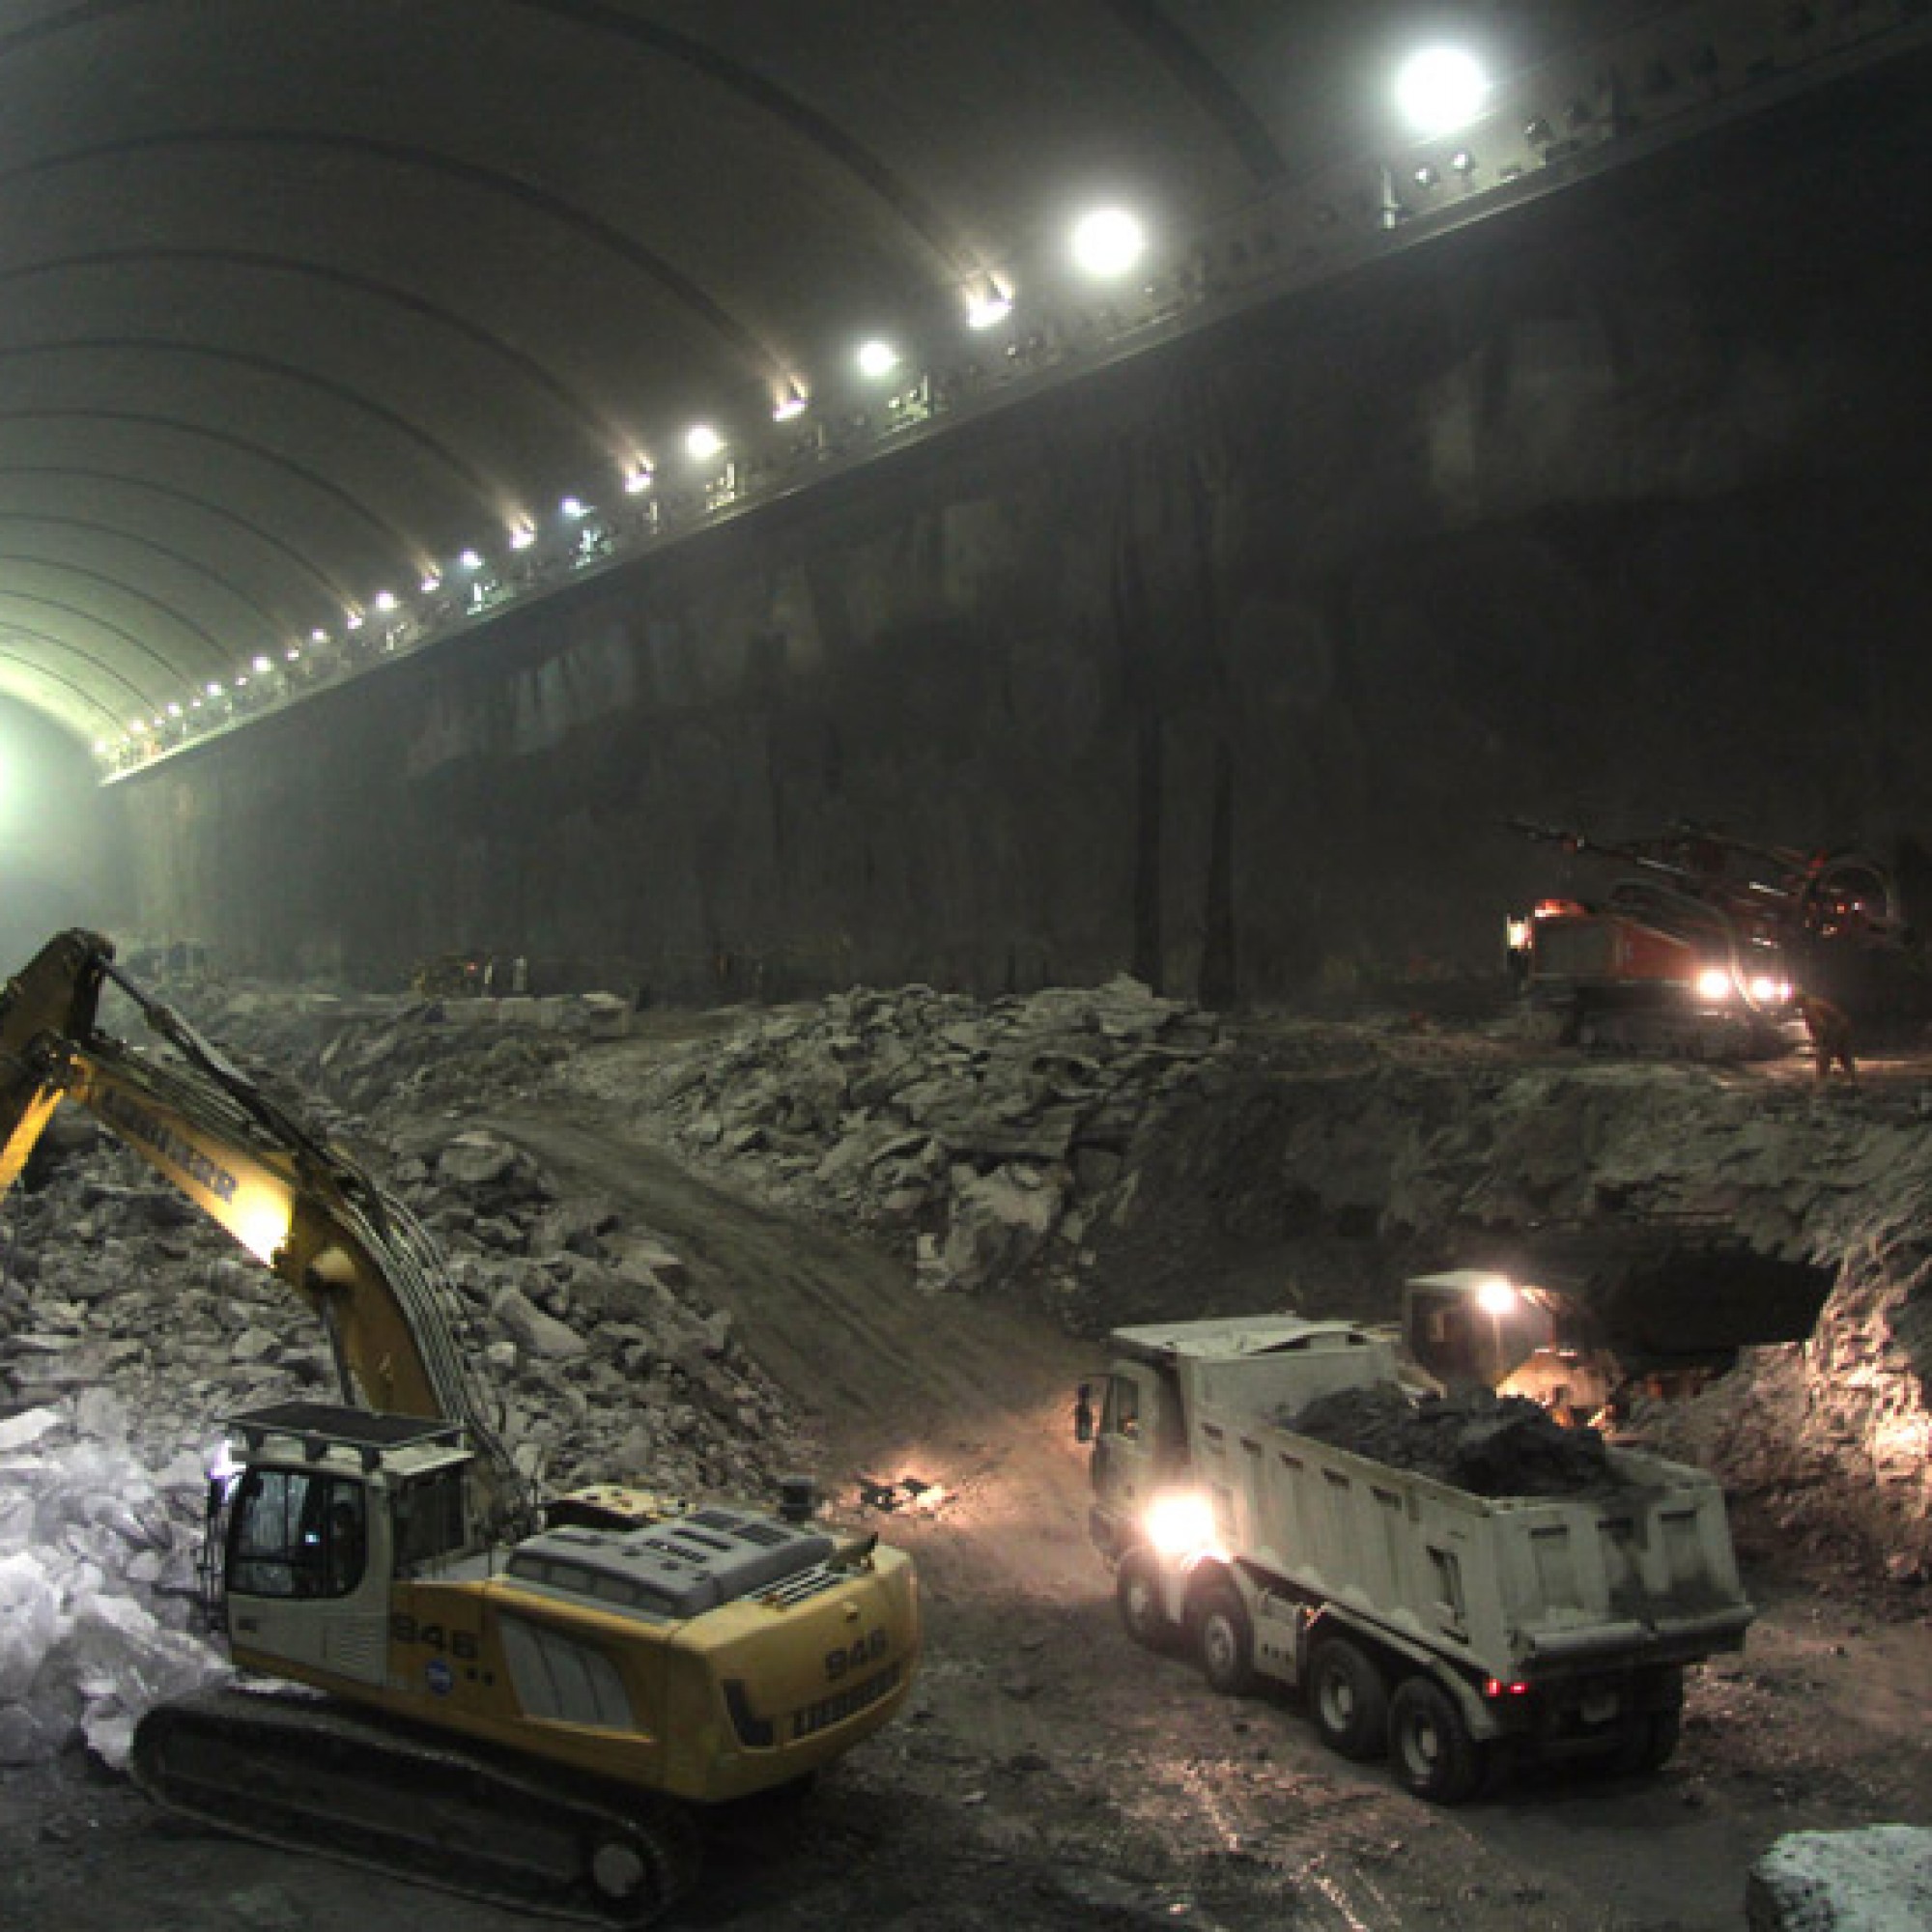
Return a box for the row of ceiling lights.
[98,45,1492,760]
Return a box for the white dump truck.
[1083,1315,1754,1802]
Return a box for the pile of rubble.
[0,1404,223,1768]
[153,983,631,1121]
[0,1104,803,1769]
[611,977,1230,1297]
[1287,1384,1615,1496]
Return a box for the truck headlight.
[1694,968,1734,1003]
[1145,1491,1218,1558]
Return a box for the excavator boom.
[0,928,529,1534]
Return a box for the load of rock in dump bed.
[1286,1385,1616,1497]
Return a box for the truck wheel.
[1613,1708,1682,1776]
[1115,1549,1174,1651]
[1190,1583,1256,1696]
[1388,1677,1486,1805]
[1308,1637,1388,1762]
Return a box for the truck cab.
[1087,1316,1373,1563]
[1087,1354,1190,1562]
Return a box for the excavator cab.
[207,1404,480,1689]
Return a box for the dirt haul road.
[5,1097,1931,1932]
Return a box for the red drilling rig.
[1505,819,1913,1055]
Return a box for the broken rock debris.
[624,976,1230,1297]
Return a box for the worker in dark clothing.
[1794,991,1857,1083]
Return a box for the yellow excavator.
[0,929,919,1924]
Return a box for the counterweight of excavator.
[825,1628,890,1679]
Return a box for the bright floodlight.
[855,338,899,381]
[1394,45,1490,135]
[965,279,1012,329]
[1475,1277,1520,1318]
[1070,205,1146,279]
[685,423,724,462]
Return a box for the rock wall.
[108,56,1932,1007]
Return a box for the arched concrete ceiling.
[0,0,1899,753]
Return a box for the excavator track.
[130,1685,702,1926]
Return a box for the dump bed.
[1173,1332,1751,1683]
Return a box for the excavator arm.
[0,928,531,1535]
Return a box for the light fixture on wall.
[1393,45,1491,135]
[1069,205,1146,278]
[965,274,1013,329]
